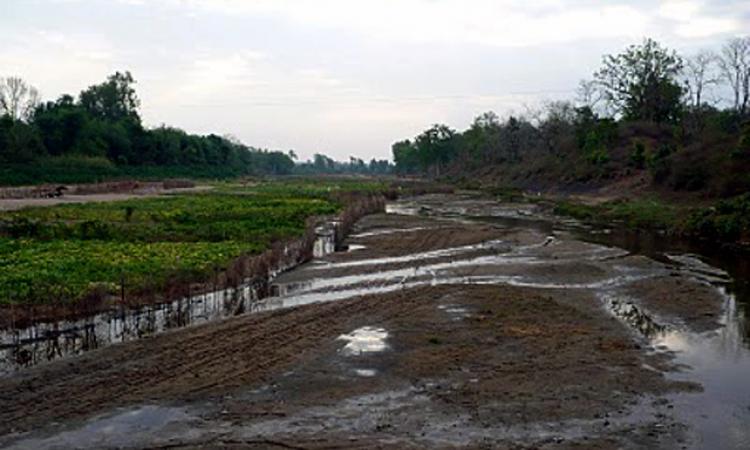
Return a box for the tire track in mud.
[0,285,445,437]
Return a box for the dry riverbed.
[0,185,212,212]
[1,193,744,449]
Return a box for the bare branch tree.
[717,37,750,114]
[0,76,41,121]
[575,79,601,109]
[684,50,719,109]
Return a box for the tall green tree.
[79,71,141,123]
[33,95,93,156]
[415,124,456,176]
[594,38,684,123]
[392,139,419,174]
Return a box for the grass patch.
[554,198,679,231]
[685,193,750,242]
[0,180,351,305]
[554,194,749,244]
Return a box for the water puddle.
[311,239,509,270]
[338,327,389,356]
[438,304,470,320]
[605,287,750,449]
[665,253,731,283]
[5,405,198,450]
[349,226,433,238]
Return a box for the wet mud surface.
[2,193,748,449]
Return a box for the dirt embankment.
[0,180,208,212]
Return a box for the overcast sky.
[1,1,748,161]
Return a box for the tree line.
[0,72,296,182]
[392,37,750,197]
[294,154,393,175]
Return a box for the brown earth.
[0,185,212,212]
[0,283,695,449]
[625,276,725,332]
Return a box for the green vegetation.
[554,198,679,231]
[0,72,393,185]
[390,37,750,244]
[0,180,349,306]
[686,194,750,242]
[392,38,750,200]
[220,178,390,199]
[553,194,750,244]
[0,72,296,186]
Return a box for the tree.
[32,95,93,156]
[0,77,40,122]
[392,139,421,174]
[684,50,719,109]
[504,116,522,162]
[313,153,335,171]
[539,101,576,156]
[0,116,45,162]
[79,71,141,122]
[463,112,501,164]
[718,37,750,114]
[593,38,684,123]
[414,124,456,176]
[576,79,604,113]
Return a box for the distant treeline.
[392,37,750,198]
[294,154,393,175]
[0,72,371,185]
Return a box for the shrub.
[647,144,673,183]
[629,141,646,169]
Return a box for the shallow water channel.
[0,222,340,375]
[383,197,750,450]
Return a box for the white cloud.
[127,0,650,47]
[0,29,116,97]
[658,0,741,38]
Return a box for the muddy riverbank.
[1,192,748,449]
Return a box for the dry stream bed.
[1,193,749,449]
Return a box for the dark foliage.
[0,72,295,185]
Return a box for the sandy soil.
[0,186,213,212]
[0,194,730,449]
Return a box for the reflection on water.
[580,227,750,344]
[338,326,389,355]
[5,405,194,450]
[605,296,666,338]
[644,289,750,450]
[0,226,340,376]
[0,287,257,375]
